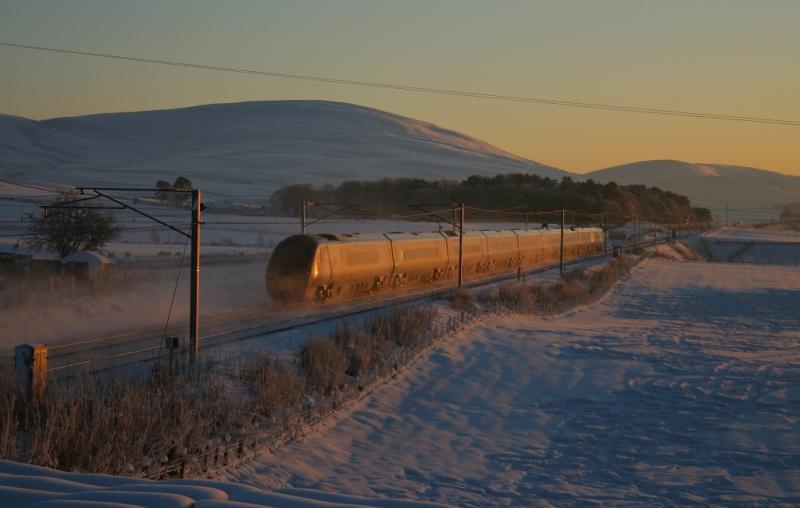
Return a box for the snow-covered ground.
[701,227,800,264]
[220,259,800,506]
[706,227,800,244]
[0,460,450,507]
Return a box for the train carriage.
[266,227,605,304]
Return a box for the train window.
[346,251,381,265]
[403,247,440,260]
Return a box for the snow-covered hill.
[587,159,800,209]
[0,101,564,201]
[3,103,796,209]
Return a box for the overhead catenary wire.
[1,41,799,127]
[161,236,190,342]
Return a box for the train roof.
[307,227,602,244]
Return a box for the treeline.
[269,174,712,225]
[780,203,800,221]
[154,176,192,206]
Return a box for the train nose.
[265,234,319,304]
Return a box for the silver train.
[266,228,603,304]
[265,227,604,304]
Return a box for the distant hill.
[587,160,800,209]
[0,101,565,201]
[2,102,795,210]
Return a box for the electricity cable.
[1,41,798,127]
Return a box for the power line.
[1,41,798,127]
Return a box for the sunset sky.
[1,0,798,175]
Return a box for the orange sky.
[1,1,798,175]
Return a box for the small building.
[61,250,113,285]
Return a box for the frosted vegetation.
[0,253,643,481]
[226,251,800,506]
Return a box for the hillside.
[587,160,800,209]
[0,101,565,201]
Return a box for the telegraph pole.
[602,213,608,255]
[560,209,565,275]
[458,203,465,288]
[189,189,202,364]
[57,186,201,365]
[301,200,308,234]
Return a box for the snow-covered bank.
[0,460,451,507]
[224,260,800,506]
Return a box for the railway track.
[5,233,686,379]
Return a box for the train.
[265,227,604,304]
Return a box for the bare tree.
[27,189,121,258]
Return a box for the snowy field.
[706,227,800,244]
[219,259,800,506]
[701,227,800,264]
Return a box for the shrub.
[239,354,304,419]
[370,307,437,349]
[347,332,381,378]
[2,366,236,474]
[329,324,379,378]
[449,288,476,312]
[300,338,348,395]
[497,285,536,311]
[0,305,440,477]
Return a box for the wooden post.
[189,189,201,365]
[166,336,179,375]
[15,344,47,402]
[560,209,565,275]
[458,203,465,288]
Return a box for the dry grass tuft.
[238,353,304,419]
[300,338,348,395]
[449,288,476,312]
[0,366,237,474]
[0,304,439,477]
[478,257,639,314]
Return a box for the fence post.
[458,203,465,288]
[560,209,565,275]
[166,336,179,375]
[15,344,47,402]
